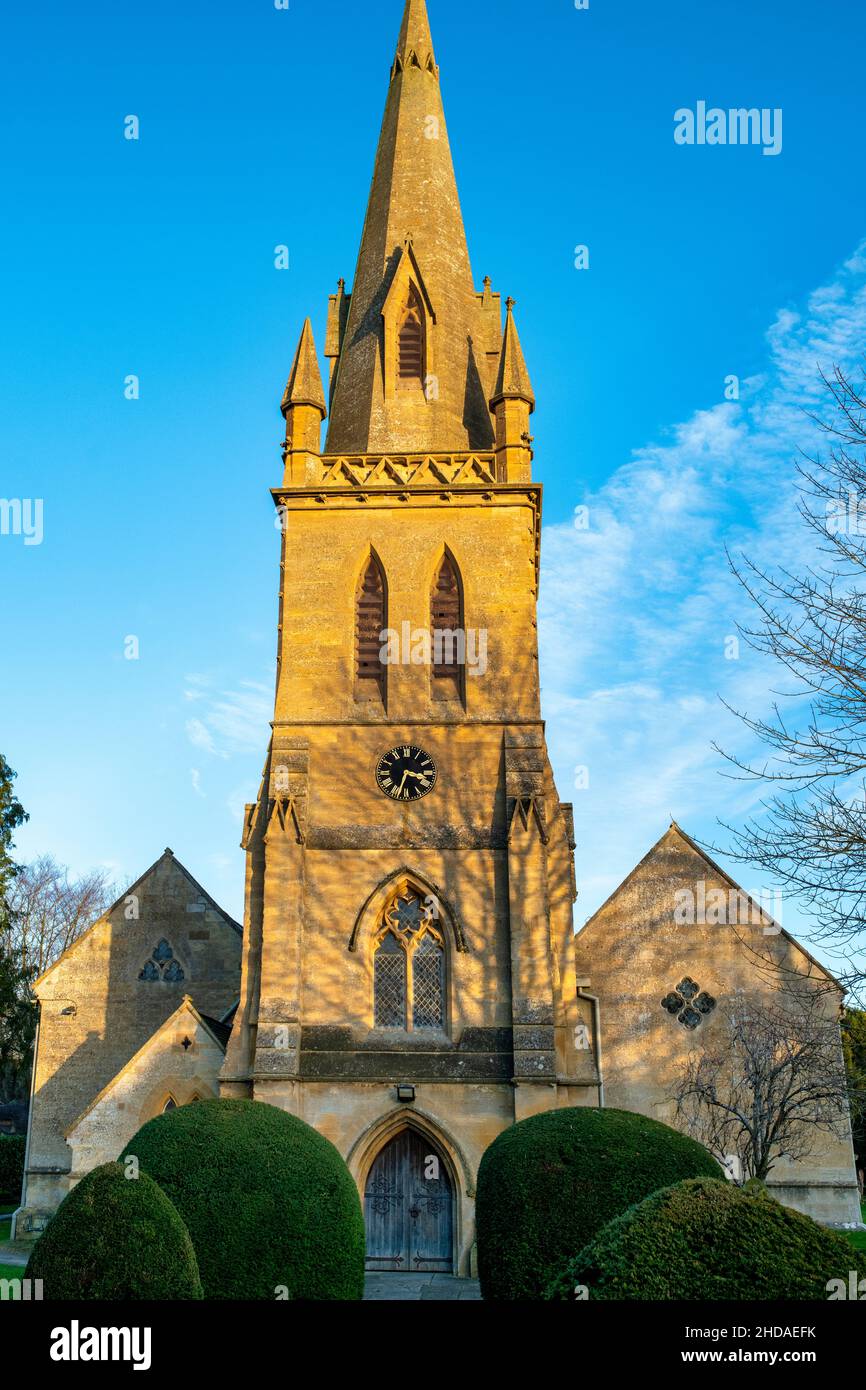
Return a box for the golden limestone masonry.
[16,0,861,1268]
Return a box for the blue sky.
[2,0,865,970]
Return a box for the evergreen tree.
[0,753,27,904]
[842,1008,866,1176]
[0,754,34,1103]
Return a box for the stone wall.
[65,1007,225,1180]
[573,824,861,1227]
[15,852,241,1235]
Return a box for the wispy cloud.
[227,779,258,825]
[541,241,866,928]
[183,678,273,759]
[186,719,220,757]
[181,675,273,831]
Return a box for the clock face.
[376,745,437,802]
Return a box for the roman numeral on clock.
[375,746,438,801]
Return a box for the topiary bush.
[544,1177,866,1300]
[476,1106,722,1300]
[25,1162,203,1300]
[0,1134,25,1204]
[120,1098,365,1300]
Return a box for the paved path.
[1,1248,483,1294]
[364,1272,481,1301]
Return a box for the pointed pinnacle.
[491,299,535,412]
[281,318,327,419]
[395,0,438,75]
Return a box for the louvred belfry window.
[397,286,424,389]
[431,554,463,701]
[356,555,387,702]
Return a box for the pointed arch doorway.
[364,1129,455,1272]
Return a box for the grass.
[0,1201,29,1296]
[844,1200,866,1254]
[0,1264,27,1293]
[0,1205,33,1297]
[0,1196,17,1236]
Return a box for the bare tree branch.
[7,855,117,979]
[715,361,866,991]
[672,986,854,1180]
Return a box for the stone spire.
[281,318,327,417]
[325,0,497,457]
[490,299,535,483]
[395,0,438,73]
[281,319,326,482]
[491,299,535,412]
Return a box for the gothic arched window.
[374,931,406,1028]
[397,286,425,389]
[431,553,463,701]
[356,553,387,703]
[413,932,445,1030]
[373,888,445,1031]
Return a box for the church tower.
[221,0,591,1275]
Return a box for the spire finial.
[394,0,437,78]
[506,296,516,312]
[326,0,482,455]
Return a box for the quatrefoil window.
[661,976,716,1030]
[139,939,185,983]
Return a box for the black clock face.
[376,745,437,801]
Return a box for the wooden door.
[364,1130,454,1272]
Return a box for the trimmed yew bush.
[476,1106,722,1300]
[25,1162,202,1300]
[120,1098,365,1300]
[544,1177,866,1300]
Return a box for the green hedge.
[545,1177,866,1300]
[120,1098,365,1300]
[476,1106,722,1300]
[25,1162,203,1300]
[0,1135,25,1204]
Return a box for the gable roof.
[199,1012,233,1048]
[34,847,242,989]
[380,238,437,324]
[64,996,226,1139]
[576,820,843,991]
